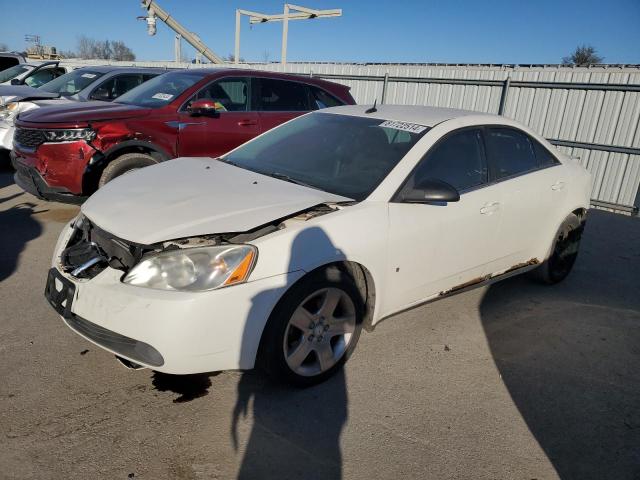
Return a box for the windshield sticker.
[379,120,427,134]
[81,73,97,79]
[152,93,174,101]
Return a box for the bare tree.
[225,53,245,63]
[76,36,135,61]
[261,50,271,63]
[562,45,603,66]
[112,41,136,61]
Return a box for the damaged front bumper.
[12,153,87,204]
[46,219,302,374]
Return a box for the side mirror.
[400,178,460,203]
[10,78,21,85]
[188,99,219,117]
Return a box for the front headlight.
[123,245,257,292]
[43,128,95,143]
[0,102,18,122]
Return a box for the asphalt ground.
[0,163,638,480]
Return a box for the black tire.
[98,152,158,188]
[258,265,364,387]
[533,213,584,284]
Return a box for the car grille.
[14,128,46,149]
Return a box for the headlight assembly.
[0,102,18,122]
[43,128,96,143]
[123,245,257,292]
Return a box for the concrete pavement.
[0,165,638,479]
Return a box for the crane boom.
[140,0,224,64]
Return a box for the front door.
[385,128,502,314]
[177,77,260,158]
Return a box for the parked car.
[45,105,591,386]
[0,52,27,72]
[13,69,354,203]
[0,66,164,156]
[0,60,69,87]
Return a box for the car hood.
[17,100,151,124]
[0,85,59,103]
[81,157,352,244]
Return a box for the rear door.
[386,127,502,312]
[255,77,312,133]
[482,126,566,274]
[177,76,260,157]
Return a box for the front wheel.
[258,266,364,387]
[98,152,158,188]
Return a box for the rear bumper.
[12,153,86,204]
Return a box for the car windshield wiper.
[263,171,322,191]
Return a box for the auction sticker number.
[379,120,427,134]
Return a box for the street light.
[235,4,342,65]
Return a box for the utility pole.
[139,0,224,64]
[235,4,342,65]
[174,34,182,63]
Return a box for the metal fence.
[62,60,640,214]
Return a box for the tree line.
[61,35,136,61]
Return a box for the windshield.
[223,112,429,201]
[39,69,104,96]
[115,71,205,108]
[0,65,31,83]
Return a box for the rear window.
[39,69,105,96]
[257,78,310,111]
[310,86,344,109]
[485,127,538,179]
[0,57,20,72]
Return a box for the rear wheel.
[533,213,584,284]
[259,266,364,387]
[98,152,158,188]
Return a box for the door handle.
[237,119,258,126]
[480,202,500,215]
[551,181,565,191]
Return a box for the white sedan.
[46,105,591,386]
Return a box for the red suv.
[12,69,355,203]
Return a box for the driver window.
[188,78,249,112]
[24,68,59,87]
[411,128,488,193]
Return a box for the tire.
[258,265,365,387]
[98,152,158,188]
[533,213,584,284]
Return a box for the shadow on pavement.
[479,210,640,479]
[232,370,347,480]
[232,226,349,480]
[151,372,220,403]
[0,202,43,282]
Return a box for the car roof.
[321,104,497,127]
[166,67,348,89]
[75,65,172,74]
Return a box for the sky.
[1,0,639,64]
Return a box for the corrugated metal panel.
[59,60,640,212]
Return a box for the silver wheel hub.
[283,287,356,377]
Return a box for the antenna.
[365,99,378,114]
